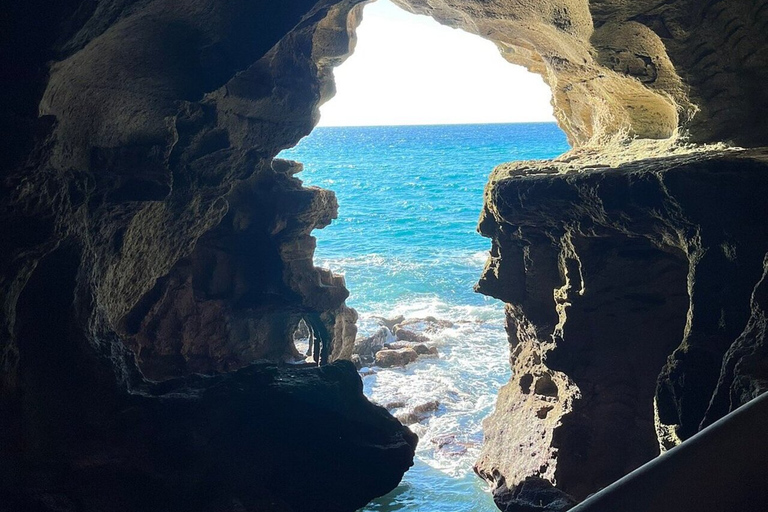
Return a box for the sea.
[278,122,569,511]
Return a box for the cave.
[2,1,768,512]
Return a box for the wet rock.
[384,400,407,410]
[384,341,436,354]
[375,348,419,368]
[395,400,440,426]
[394,328,430,343]
[359,367,376,377]
[354,327,393,364]
[412,343,438,356]
[395,317,454,334]
[412,400,440,415]
[373,315,406,331]
[431,434,470,457]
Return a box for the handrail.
[569,391,768,512]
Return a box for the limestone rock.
[375,348,419,368]
[394,327,430,343]
[475,149,768,508]
[395,400,440,425]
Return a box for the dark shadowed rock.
[4,358,417,512]
[495,477,578,512]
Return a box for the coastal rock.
[395,316,454,333]
[394,327,430,343]
[354,327,394,365]
[431,434,470,456]
[385,341,436,353]
[376,348,419,368]
[412,343,438,356]
[475,149,768,508]
[374,315,406,331]
[395,400,440,425]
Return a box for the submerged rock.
[373,315,406,331]
[395,400,441,426]
[431,434,471,457]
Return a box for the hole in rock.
[534,374,559,398]
[292,318,312,359]
[279,0,570,509]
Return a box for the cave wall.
[475,150,768,510]
[2,0,768,511]
[396,0,768,147]
[1,1,416,510]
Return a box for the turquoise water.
[279,123,569,511]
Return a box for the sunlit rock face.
[2,0,768,511]
[475,149,768,509]
[395,0,768,147]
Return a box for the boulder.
[394,328,430,343]
[395,400,441,426]
[373,315,406,331]
[375,348,419,368]
[353,327,393,362]
[412,343,438,356]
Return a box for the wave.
[360,302,510,478]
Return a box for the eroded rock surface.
[475,148,768,509]
[1,0,412,509]
[395,0,768,146]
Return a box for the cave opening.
[279,0,569,509]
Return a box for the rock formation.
[474,148,768,509]
[1,1,415,510]
[2,0,768,510]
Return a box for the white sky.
[318,0,556,127]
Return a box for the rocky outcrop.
[1,0,413,509]
[395,0,768,147]
[352,318,441,369]
[475,148,768,509]
[3,359,417,512]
